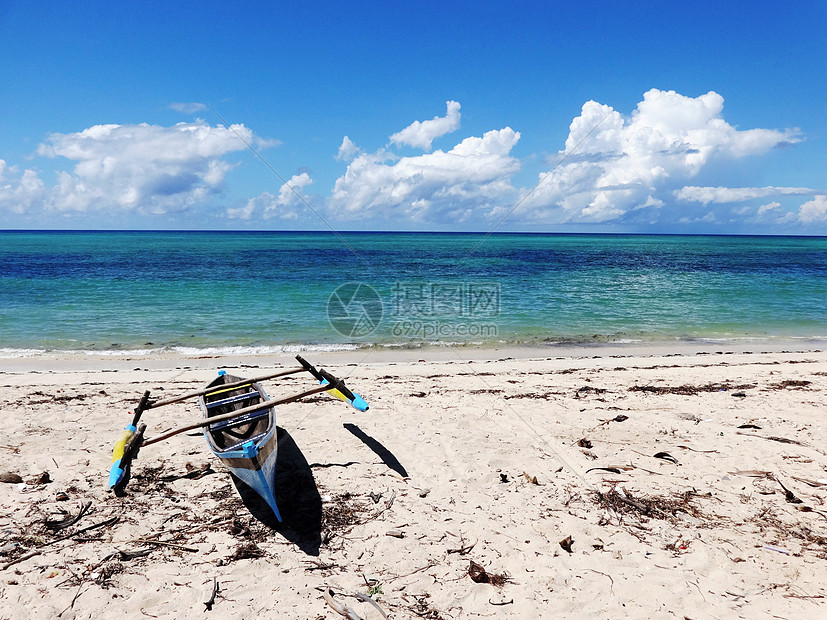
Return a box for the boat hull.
[199,372,281,521]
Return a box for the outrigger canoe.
[198,370,282,520]
[108,356,368,522]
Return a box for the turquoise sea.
[0,231,825,356]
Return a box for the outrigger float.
[108,355,368,521]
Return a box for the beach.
[0,345,825,619]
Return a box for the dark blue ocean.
[1,231,825,355]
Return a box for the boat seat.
[206,391,261,409]
[222,431,269,453]
[209,405,271,432]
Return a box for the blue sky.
[1,1,825,233]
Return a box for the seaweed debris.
[468,560,512,586]
[767,379,812,390]
[228,541,264,562]
[575,385,608,399]
[406,594,446,620]
[321,492,369,545]
[594,487,705,523]
[629,382,755,396]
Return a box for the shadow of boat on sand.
[229,427,322,556]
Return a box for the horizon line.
[0,228,825,239]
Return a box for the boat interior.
[203,375,272,451]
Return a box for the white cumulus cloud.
[37,121,262,214]
[0,160,46,214]
[799,195,827,223]
[232,172,313,221]
[330,127,521,222]
[757,202,781,215]
[336,136,360,162]
[389,100,461,151]
[225,202,257,221]
[521,89,801,223]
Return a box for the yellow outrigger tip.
[296,355,369,411]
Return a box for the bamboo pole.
[144,366,305,409]
[142,383,333,446]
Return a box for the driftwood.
[735,431,807,447]
[354,593,389,620]
[322,589,389,620]
[45,500,92,530]
[1,516,119,571]
[132,538,199,552]
[203,577,219,611]
[324,589,363,620]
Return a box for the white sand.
[1,346,825,619]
